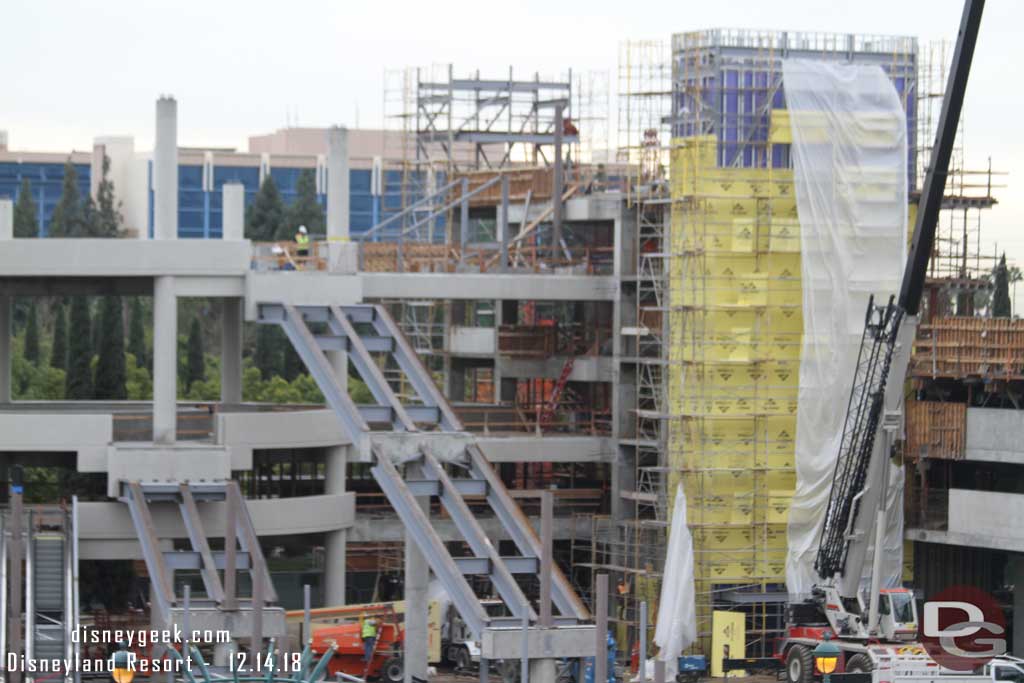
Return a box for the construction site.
[0,2,1022,683]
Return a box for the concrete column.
[323,445,347,606]
[326,126,350,241]
[0,294,10,403]
[0,197,13,239]
[1010,555,1024,658]
[153,96,178,240]
[404,466,429,683]
[222,182,245,241]
[220,298,243,406]
[529,659,557,683]
[152,276,177,444]
[90,143,106,201]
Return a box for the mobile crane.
[778,2,985,682]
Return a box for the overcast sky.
[2,0,1020,265]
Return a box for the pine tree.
[49,161,85,238]
[282,169,325,240]
[13,178,39,238]
[245,176,286,242]
[94,297,127,400]
[66,298,94,399]
[51,303,68,371]
[254,325,283,380]
[94,155,123,237]
[128,297,147,367]
[185,317,205,392]
[23,304,40,364]
[993,253,1011,318]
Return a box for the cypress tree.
[66,298,94,399]
[283,344,303,381]
[51,303,68,371]
[185,317,205,392]
[282,169,325,240]
[128,297,147,367]
[94,297,127,400]
[49,161,85,238]
[94,155,122,237]
[245,176,286,242]
[23,303,40,364]
[14,178,39,238]
[254,325,282,380]
[993,253,1011,318]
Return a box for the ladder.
[257,303,592,643]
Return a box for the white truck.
[864,651,1024,683]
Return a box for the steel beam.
[421,451,535,621]
[329,306,417,432]
[122,482,176,619]
[228,482,278,604]
[178,483,225,603]
[466,445,590,621]
[371,449,489,637]
[275,304,369,451]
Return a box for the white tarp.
[783,59,908,598]
[654,484,697,677]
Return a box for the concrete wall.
[448,326,496,355]
[948,488,1024,542]
[497,356,613,382]
[245,272,362,320]
[79,493,356,559]
[361,273,616,302]
[0,240,250,277]
[966,408,1024,464]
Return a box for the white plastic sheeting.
[783,59,908,598]
[654,484,697,678]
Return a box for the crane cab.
[878,588,918,641]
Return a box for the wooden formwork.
[911,316,1024,380]
[905,400,966,461]
[360,242,453,272]
[457,167,554,206]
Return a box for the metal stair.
[257,303,593,648]
[118,480,286,643]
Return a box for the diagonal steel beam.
[370,448,489,638]
[421,450,536,622]
[465,445,590,621]
[276,304,369,451]
[121,482,176,619]
[227,482,278,604]
[359,305,461,431]
[177,483,225,603]
[328,306,417,432]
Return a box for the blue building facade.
[0,161,91,236]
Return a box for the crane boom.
[807,0,985,641]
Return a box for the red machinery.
[310,614,404,683]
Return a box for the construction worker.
[360,613,378,663]
[294,225,310,264]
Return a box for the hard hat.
[299,225,308,234]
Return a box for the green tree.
[125,355,153,400]
[51,302,68,370]
[128,298,147,367]
[254,325,283,380]
[13,178,39,238]
[993,253,1011,318]
[185,317,205,392]
[66,298,94,399]
[23,303,40,364]
[94,297,127,400]
[283,345,303,381]
[49,161,86,237]
[282,169,325,239]
[94,155,123,237]
[245,176,285,242]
